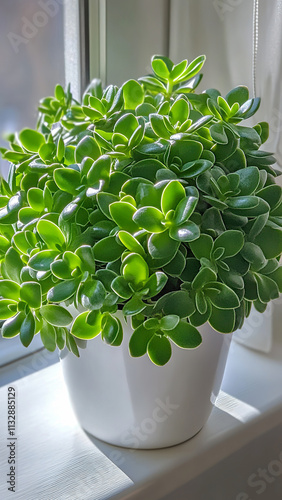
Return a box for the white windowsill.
[0,330,282,499]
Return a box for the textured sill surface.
[0,330,282,499]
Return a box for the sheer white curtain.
[169,0,282,170]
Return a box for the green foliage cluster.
[0,54,282,365]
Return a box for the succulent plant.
[0,54,281,365]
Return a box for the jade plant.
[0,54,282,366]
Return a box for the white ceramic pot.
[60,312,232,449]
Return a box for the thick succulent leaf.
[20,281,42,309]
[133,206,164,233]
[169,220,200,242]
[205,282,240,309]
[40,323,57,351]
[47,279,79,303]
[162,290,195,318]
[129,323,155,357]
[94,236,124,262]
[167,320,202,348]
[209,307,236,333]
[148,230,179,260]
[161,180,186,214]
[39,305,73,327]
[147,335,172,366]
[214,230,244,258]
[71,311,102,340]
[122,253,149,287]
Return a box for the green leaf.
[122,253,149,287]
[4,248,23,283]
[209,307,235,333]
[129,323,155,357]
[151,57,170,79]
[268,267,282,293]
[150,114,171,139]
[101,314,121,345]
[212,127,238,161]
[147,335,172,366]
[37,220,65,249]
[20,282,42,309]
[118,231,145,256]
[181,159,213,178]
[162,290,195,318]
[210,123,228,144]
[133,206,164,233]
[170,98,189,125]
[2,312,25,338]
[19,129,45,152]
[123,295,146,315]
[55,327,66,350]
[87,155,111,184]
[192,267,217,290]
[160,315,179,331]
[205,282,240,309]
[241,242,266,271]
[227,196,259,210]
[111,276,132,299]
[0,299,18,320]
[20,311,35,347]
[122,80,144,109]
[254,274,279,303]
[54,168,81,195]
[173,187,199,225]
[163,250,186,277]
[66,331,80,356]
[109,201,138,232]
[81,280,106,309]
[40,305,73,327]
[51,259,72,280]
[47,279,79,303]
[97,192,119,219]
[214,230,244,258]
[75,245,96,273]
[148,230,179,260]
[145,272,168,298]
[0,235,10,254]
[190,234,213,260]
[236,167,260,195]
[40,323,57,351]
[27,188,44,212]
[195,290,208,314]
[0,280,20,300]
[71,311,102,340]
[257,185,282,210]
[226,86,249,106]
[29,250,59,271]
[161,180,185,215]
[94,236,124,262]
[253,225,282,259]
[169,220,200,242]
[75,136,100,163]
[167,321,202,348]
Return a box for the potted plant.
[1,54,282,448]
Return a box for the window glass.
[0,0,64,365]
[0,0,64,176]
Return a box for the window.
[0,0,64,366]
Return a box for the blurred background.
[0,0,64,177]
